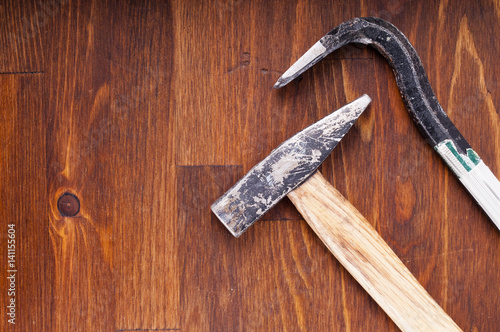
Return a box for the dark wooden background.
[1,0,499,331]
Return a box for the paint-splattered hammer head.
[211,95,371,237]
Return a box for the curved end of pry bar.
[275,17,469,152]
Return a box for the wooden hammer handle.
[287,172,461,332]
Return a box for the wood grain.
[0,0,499,331]
[0,0,46,73]
[0,74,50,331]
[109,1,178,329]
[45,1,114,330]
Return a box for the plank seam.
[176,164,243,168]
[115,329,181,331]
[0,71,45,75]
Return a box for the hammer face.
[211,95,371,237]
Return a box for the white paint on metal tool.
[270,155,302,185]
[281,40,326,80]
[435,140,478,177]
[460,162,500,230]
[436,139,500,230]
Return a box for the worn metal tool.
[212,96,461,331]
[275,17,500,230]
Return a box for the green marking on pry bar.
[467,148,481,166]
[445,141,472,172]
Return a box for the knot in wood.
[57,192,80,217]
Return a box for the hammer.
[212,96,461,331]
[274,17,500,230]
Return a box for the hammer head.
[211,95,371,237]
